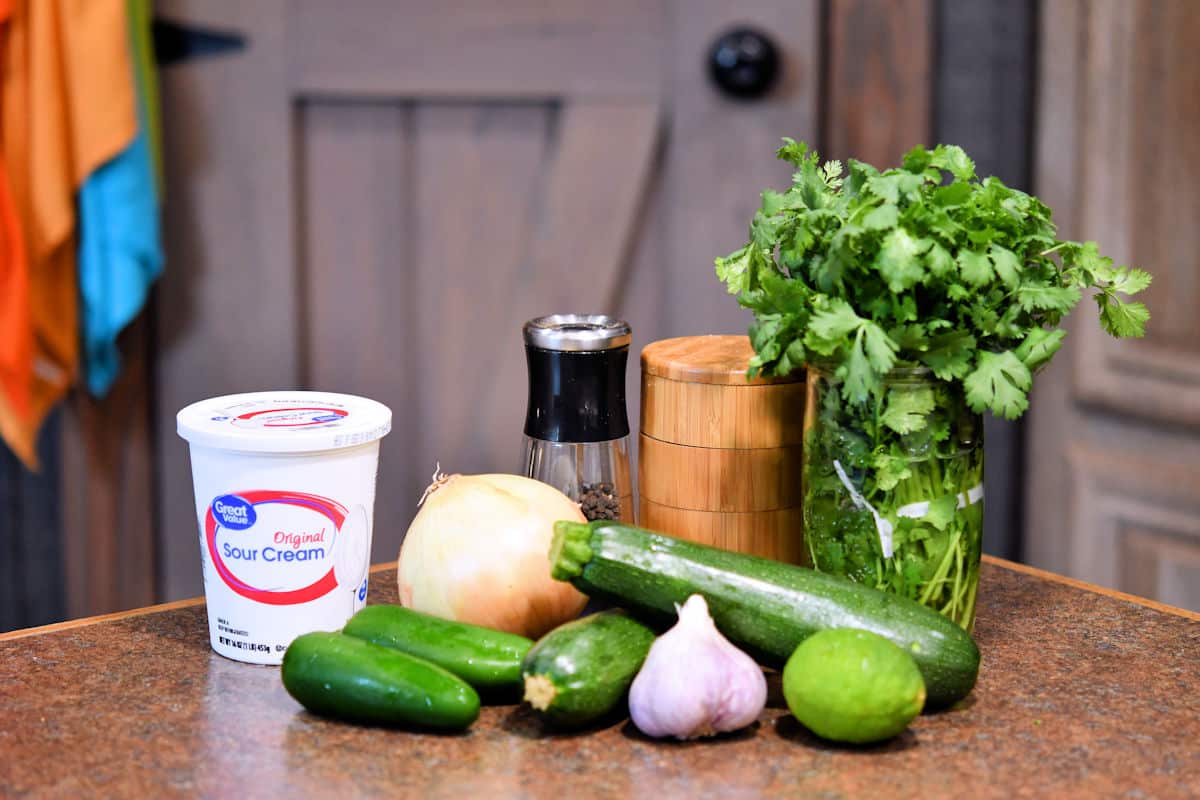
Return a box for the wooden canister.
[639,336,805,563]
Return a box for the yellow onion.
[396,472,588,638]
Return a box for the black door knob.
[708,27,780,100]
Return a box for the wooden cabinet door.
[1027,0,1200,612]
[155,0,819,598]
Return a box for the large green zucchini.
[550,520,979,708]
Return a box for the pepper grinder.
[521,314,634,522]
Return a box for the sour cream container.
[177,391,391,664]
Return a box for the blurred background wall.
[2,0,1197,631]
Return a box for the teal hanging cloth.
[77,0,163,397]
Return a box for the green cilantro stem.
[802,366,984,629]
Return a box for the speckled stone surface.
[1,562,1197,799]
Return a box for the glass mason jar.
[801,363,984,630]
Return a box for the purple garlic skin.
[628,594,767,740]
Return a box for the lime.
[782,628,926,744]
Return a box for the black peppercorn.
[579,482,620,521]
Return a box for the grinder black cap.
[522,314,631,443]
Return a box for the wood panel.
[933,0,1037,562]
[60,320,156,618]
[1121,529,1200,614]
[1067,445,1200,612]
[662,0,820,338]
[1024,0,1087,574]
[291,0,663,99]
[156,0,298,599]
[934,0,1035,186]
[1027,0,1200,609]
[411,103,554,485]
[470,98,662,492]
[0,411,62,632]
[525,101,662,314]
[299,101,418,563]
[1070,0,1200,425]
[823,0,933,168]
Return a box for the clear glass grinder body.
[520,314,634,522]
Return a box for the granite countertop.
[1,557,1197,799]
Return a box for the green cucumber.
[521,610,656,728]
[550,520,979,708]
[343,605,533,690]
[281,632,479,730]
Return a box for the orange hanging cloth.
[0,0,32,423]
[0,0,136,466]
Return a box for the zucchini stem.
[550,521,595,581]
[523,674,558,711]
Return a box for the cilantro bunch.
[716,140,1151,417]
[716,140,1150,626]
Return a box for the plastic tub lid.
[177,391,392,454]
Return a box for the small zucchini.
[521,610,655,728]
[343,605,533,690]
[281,632,479,730]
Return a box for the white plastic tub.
[177,391,391,664]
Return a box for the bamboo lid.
[640,336,803,386]
[640,336,806,448]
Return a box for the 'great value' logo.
[211,495,257,530]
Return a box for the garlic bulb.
[628,594,767,739]
[396,471,588,638]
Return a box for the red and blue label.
[227,406,350,429]
[205,490,346,605]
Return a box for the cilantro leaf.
[957,248,993,286]
[933,181,972,207]
[1014,328,1066,372]
[775,137,811,167]
[964,350,1032,419]
[714,246,752,295]
[863,204,899,230]
[921,331,976,380]
[888,323,929,351]
[750,211,783,251]
[988,244,1022,288]
[877,228,926,292]
[928,144,976,180]
[1016,284,1081,313]
[760,189,788,216]
[1107,267,1153,295]
[1095,294,1150,338]
[925,241,955,279]
[872,452,913,491]
[861,322,899,374]
[880,386,936,434]
[804,299,862,355]
[922,493,959,531]
[839,329,876,403]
